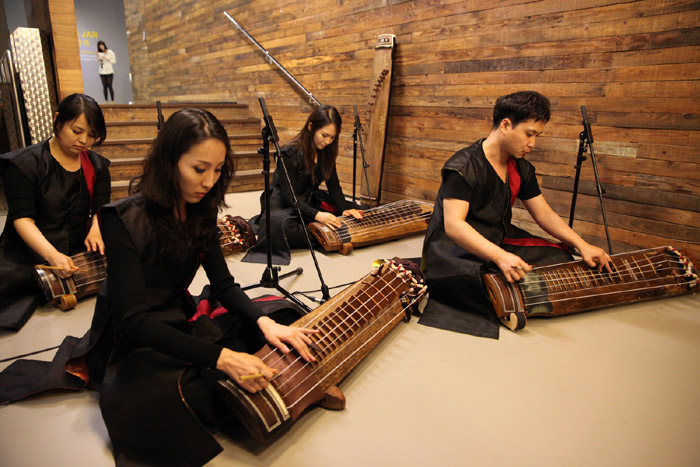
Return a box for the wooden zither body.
[217,214,256,255]
[215,258,427,444]
[33,250,107,311]
[484,246,699,331]
[308,199,433,255]
[32,215,255,311]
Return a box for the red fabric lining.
[507,158,520,207]
[320,201,338,214]
[253,295,284,302]
[504,158,569,253]
[502,236,570,252]
[188,294,286,322]
[80,149,96,203]
[189,299,228,322]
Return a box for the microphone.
[258,97,279,143]
[581,105,594,144]
[353,105,362,130]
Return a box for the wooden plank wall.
[46,0,84,99]
[123,0,700,258]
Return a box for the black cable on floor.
[0,345,60,363]
[292,280,357,303]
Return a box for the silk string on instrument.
[483,246,699,331]
[34,250,107,311]
[309,199,433,255]
[214,258,427,445]
[360,34,395,207]
[217,214,256,255]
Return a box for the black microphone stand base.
[241,266,310,312]
[238,111,314,314]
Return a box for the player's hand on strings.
[342,209,363,220]
[257,316,319,363]
[579,243,613,273]
[315,211,342,229]
[496,251,531,283]
[216,348,277,393]
[84,230,105,255]
[47,251,79,278]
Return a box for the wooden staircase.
[99,102,265,200]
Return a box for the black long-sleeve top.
[101,201,263,369]
[271,145,357,221]
[0,141,111,257]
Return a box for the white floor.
[1,191,699,466]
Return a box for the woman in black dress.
[0,108,318,465]
[0,93,110,330]
[245,105,362,264]
[97,108,317,465]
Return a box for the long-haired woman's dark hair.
[288,105,341,182]
[97,40,108,52]
[132,108,234,257]
[53,93,106,145]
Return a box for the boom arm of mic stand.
[258,97,332,302]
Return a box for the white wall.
[74,0,133,104]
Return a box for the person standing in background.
[97,41,116,103]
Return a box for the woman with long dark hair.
[0,108,317,466]
[245,105,362,264]
[98,108,317,464]
[0,93,110,330]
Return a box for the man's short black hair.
[492,91,550,129]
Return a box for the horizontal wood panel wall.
[123,0,700,257]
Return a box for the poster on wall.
[74,0,133,105]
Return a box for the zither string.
[525,278,698,308]
[520,253,673,294]
[288,296,420,410]
[282,277,421,409]
[49,254,106,289]
[334,202,431,242]
[520,250,696,307]
[258,269,412,401]
[526,254,681,293]
[261,270,401,376]
[272,273,405,393]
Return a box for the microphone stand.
[242,97,331,309]
[156,100,165,133]
[568,105,613,254]
[351,105,373,207]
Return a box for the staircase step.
[108,153,269,182]
[109,157,143,182]
[100,102,251,121]
[106,117,261,140]
[106,121,158,140]
[111,169,266,200]
[98,133,262,160]
[103,102,265,201]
